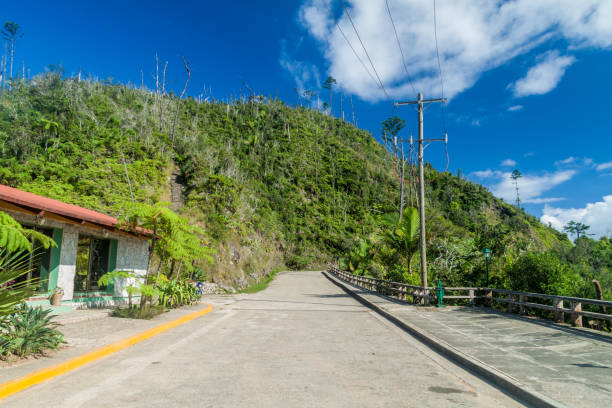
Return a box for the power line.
[335,21,379,93]
[433,0,447,132]
[339,0,392,103]
[385,0,417,96]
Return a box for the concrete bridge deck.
[3,271,522,407]
[326,271,612,408]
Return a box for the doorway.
[74,235,110,292]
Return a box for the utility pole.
[395,93,446,304]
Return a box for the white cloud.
[554,156,596,168]
[507,105,523,112]
[279,41,321,95]
[596,162,612,171]
[471,169,575,204]
[501,159,517,167]
[541,195,612,238]
[471,169,496,178]
[297,0,612,102]
[512,51,576,97]
[299,0,333,41]
[555,156,576,166]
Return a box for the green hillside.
[1,72,609,299]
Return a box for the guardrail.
[327,266,612,329]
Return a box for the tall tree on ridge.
[381,116,407,219]
[511,169,522,209]
[323,76,336,115]
[2,22,22,80]
[563,221,591,240]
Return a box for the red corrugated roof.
[0,184,151,237]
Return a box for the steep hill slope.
[0,73,569,289]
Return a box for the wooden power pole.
[395,93,446,304]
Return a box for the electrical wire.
[385,0,417,97]
[340,0,392,103]
[433,0,447,133]
[426,0,450,183]
[335,21,379,93]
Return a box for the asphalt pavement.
[2,271,523,407]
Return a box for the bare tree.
[154,54,168,132]
[2,22,22,80]
[171,56,191,145]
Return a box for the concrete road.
[3,271,523,407]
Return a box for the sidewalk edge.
[322,271,568,408]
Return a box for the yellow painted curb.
[0,303,213,401]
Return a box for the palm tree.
[380,207,420,274]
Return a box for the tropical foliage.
[0,212,56,319]
[155,275,199,308]
[0,304,64,359]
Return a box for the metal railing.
[327,266,612,328]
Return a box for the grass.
[238,269,281,294]
[110,305,167,320]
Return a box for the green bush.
[155,276,199,308]
[505,252,570,294]
[0,305,64,359]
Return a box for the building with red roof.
[0,184,150,309]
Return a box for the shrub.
[0,305,64,359]
[155,276,199,308]
[505,251,571,294]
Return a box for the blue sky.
[4,1,612,237]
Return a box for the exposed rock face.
[200,282,220,294]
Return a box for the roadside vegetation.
[0,212,62,361]
[238,269,281,294]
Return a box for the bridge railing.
[327,266,612,328]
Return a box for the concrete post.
[468,289,475,306]
[554,298,564,323]
[508,294,515,313]
[571,301,582,327]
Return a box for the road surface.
[3,271,522,407]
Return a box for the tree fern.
[0,211,56,252]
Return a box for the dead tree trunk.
[171,56,191,145]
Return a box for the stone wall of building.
[114,237,149,298]
[58,226,78,300]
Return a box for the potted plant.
[50,287,64,306]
